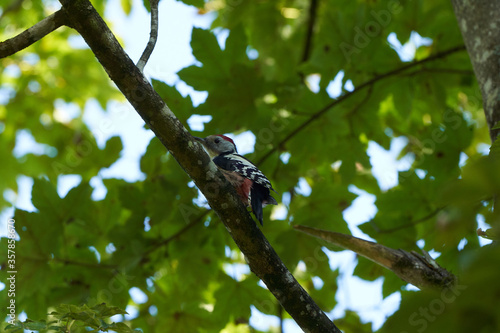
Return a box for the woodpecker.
[194,134,277,225]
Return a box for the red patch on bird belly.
[236,178,253,204]
[220,170,253,206]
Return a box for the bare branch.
[257,45,467,165]
[136,0,159,72]
[294,224,456,290]
[58,0,340,331]
[0,9,67,59]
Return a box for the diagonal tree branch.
[57,0,340,331]
[294,224,456,290]
[0,9,68,58]
[137,0,159,72]
[257,45,467,165]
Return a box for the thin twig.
[300,0,319,63]
[0,9,68,59]
[21,256,117,269]
[403,68,474,76]
[136,0,159,72]
[257,45,467,165]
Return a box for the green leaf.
[212,275,254,322]
[392,78,414,118]
[152,79,194,125]
[190,28,227,76]
[5,319,48,331]
[224,25,249,64]
[492,121,500,130]
[91,303,128,317]
[31,178,61,216]
[334,310,373,333]
[121,0,132,15]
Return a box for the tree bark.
[451,0,500,143]
[0,10,67,58]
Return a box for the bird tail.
[250,186,278,226]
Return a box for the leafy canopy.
[1,0,499,332]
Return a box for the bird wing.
[213,153,275,191]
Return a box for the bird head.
[194,135,237,158]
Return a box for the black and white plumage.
[194,134,277,225]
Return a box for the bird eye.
[214,137,221,144]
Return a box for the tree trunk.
[451,0,500,143]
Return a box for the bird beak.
[194,136,217,158]
[193,136,207,149]
[193,136,205,144]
